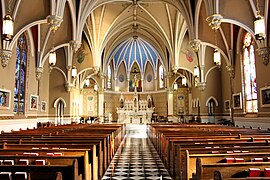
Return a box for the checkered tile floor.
[102,124,172,180]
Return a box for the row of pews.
[147,123,270,180]
[0,123,126,180]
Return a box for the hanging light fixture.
[49,31,56,66]
[182,76,187,86]
[49,50,56,66]
[213,28,221,68]
[173,82,178,90]
[254,0,265,40]
[214,48,221,68]
[85,79,90,87]
[2,0,14,41]
[94,83,98,91]
[194,66,199,77]
[71,66,77,78]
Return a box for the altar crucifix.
[129,66,142,92]
[131,67,139,112]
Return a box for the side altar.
[116,92,154,124]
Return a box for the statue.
[119,94,124,108]
[147,95,152,108]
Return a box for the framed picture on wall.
[260,86,270,107]
[41,101,46,112]
[30,94,38,110]
[233,93,242,109]
[0,89,11,109]
[224,100,230,111]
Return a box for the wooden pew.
[196,158,270,180]
[147,123,270,180]
[186,151,270,180]
[0,123,125,180]
[0,159,78,180]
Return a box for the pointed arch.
[53,97,67,108]
[205,96,219,107]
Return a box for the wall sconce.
[2,0,14,41]
[182,76,187,86]
[214,49,221,68]
[254,0,266,40]
[71,66,77,78]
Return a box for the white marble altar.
[117,93,154,124]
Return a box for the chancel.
[117,93,154,123]
[0,1,270,180]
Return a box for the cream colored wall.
[200,47,223,115]
[152,92,167,116]
[0,32,40,117]
[48,48,70,116]
[38,64,50,116]
[179,35,197,71]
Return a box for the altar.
[116,94,154,124]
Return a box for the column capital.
[47,15,63,32]
[206,14,223,30]
[0,49,12,68]
[65,83,73,92]
[197,81,207,91]
[69,40,81,52]
[226,65,235,79]
[189,39,201,53]
[36,67,44,80]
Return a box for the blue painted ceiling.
[108,37,162,73]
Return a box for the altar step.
[102,124,172,179]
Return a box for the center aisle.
[102,124,172,180]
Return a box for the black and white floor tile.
[102,124,172,180]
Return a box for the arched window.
[242,32,257,113]
[159,64,164,88]
[208,99,215,116]
[14,34,27,114]
[107,65,112,89]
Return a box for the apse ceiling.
[108,36,162,72]
[84,1,187,72]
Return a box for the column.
[98,90,104,123]
[167,89,174,122]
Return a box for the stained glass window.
[107,65,112,89]
[159,64,164,88]
[243,32,257,113]
[14,34,27,114]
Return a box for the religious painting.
[41,101,46,112]
[185,49,193,62]
[224,100,230,111]
[260,86,270,107]
[233,93,242,109]
[147,74,152,82]
[87,95,95,115]
[0,89,11,109]
[119,74,125,82]
[30,95,38,110]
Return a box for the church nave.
[102,124,172,180]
